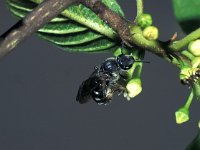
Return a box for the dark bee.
[181,69,200,87]
[76,54,135,105]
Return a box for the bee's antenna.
[134,60,150,64]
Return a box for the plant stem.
[170,28,200,51]
[127,63,137,79]
[184,90,194,109]
[135,63,143,78]
[135,0,145,77]
[181,50,195,60]
[135,50,144,78]
[136,0,143,19]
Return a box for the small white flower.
[125,78,142,100]
[175,107,189,124]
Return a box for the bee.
[76,54,135,105]
[180,69,200,87]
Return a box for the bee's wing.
[76,77,93,104]
[76,69,100,104]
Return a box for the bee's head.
[116,54,134,70]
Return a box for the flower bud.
[188,40,200,56]
[175,107,189,124]
[136,14,153,28]
[126,78,142,100]
[143,26,159,40]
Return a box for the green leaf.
[8,2,87,34]
[38,21,87,34]
[172,0,200,34]
[7,0,125,52]
[7,0,36,11]
[31,0,118,39]
[7,0,68,22]
[101,0,124,17]
[60,38,116,52]
[37,31,102,45]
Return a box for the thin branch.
[170,28,200,51]
[136,0,144,19]
[0,0,82,58]
[81,0,191,67]
[184,89,194,109]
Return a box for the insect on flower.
[76,54,135,105]
[180,68,200,87]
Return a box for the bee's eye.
[102,59,118,73]
[117,54,134,70]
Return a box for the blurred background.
[0,0,199,150]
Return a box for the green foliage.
[5,0,200,148]
[101,0,124,17]
[7,0,125,52]
[173,1,200,126]
[172,0,200,34]
[37,31,102,45]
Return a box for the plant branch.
[0,0,83,58]
[81,0,191,67]
[0,0,192,67]
[170,28,200,51]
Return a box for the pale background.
[0,0,199,150]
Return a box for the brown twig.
[0,0,82,58]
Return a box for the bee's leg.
[93,65,101,75]
[117,89,125,96]
[110,73,120,83]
